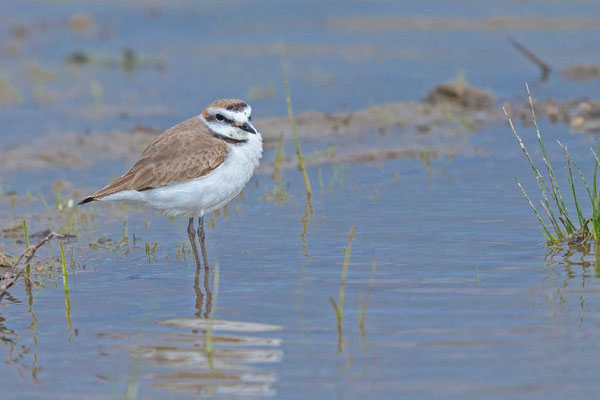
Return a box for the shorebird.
[78,99,262,269]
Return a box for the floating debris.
[575,100,600,120]
[508,37,551,82]
[27,60,56,83]
[66,51,91,65]
[568,220,591,246]
[426,79,494,110]
[30,229,76,240]
[0,231,64,300]
[1,225,24,239]
[0,253,13,268]
[10,23,28,39]
[572,101,600,133]
[120,48,136,73]
[0,72,21,106]
[69,13,94,34]
[563,63,600,81]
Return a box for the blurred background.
[3,1,600,399]
[2,0,600,147]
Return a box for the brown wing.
[79,117,228,204]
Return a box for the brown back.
[79,116,228,203]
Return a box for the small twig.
[508,37,551,82]
[0,231,64,301]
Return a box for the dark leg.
[197,216,209,269]
[187,217,202,268]
[203,266,212,318]
[193,262,204,319]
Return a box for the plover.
[79,99,262,268]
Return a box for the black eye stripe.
[213,114,235,124]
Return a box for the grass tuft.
[508,84,600,243]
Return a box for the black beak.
[240,123,257,134]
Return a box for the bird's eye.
[216,114,225,121]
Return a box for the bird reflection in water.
[105,263,282,397]
[193,262,211,319]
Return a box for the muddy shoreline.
[0,82,596,173]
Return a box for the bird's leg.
[197,216,209,269]
[193,261,204,319]
[187,217,202,269]
[203,265,212,318]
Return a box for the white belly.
[102,139,262,217]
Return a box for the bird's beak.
[239,122,257,134]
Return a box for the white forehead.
[209,105,251,122]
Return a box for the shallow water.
[4,121,600,399]
[3,1,600,399]
[2,0,600,147]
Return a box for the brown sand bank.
[0,80,595,173]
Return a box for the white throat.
[199,105,257,143]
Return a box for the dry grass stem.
[0,231,64,301]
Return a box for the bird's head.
[200,99,259,143]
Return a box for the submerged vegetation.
[508,84,600,244]
[330,225,356,353]
[357,253,376,340]
[262,134,292,205]
[282,62,312,202]
[0,229,64,301]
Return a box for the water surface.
[2,1,600,399]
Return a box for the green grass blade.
[23,220,30,279]
[282,62,312,201]
[565,160,584,227]
[558,141,593,204]
[515,177,554,241]
[590,146,600,240]
[337,225,355,324]
[526,84,575,231]
[331,225,356,353]
[358,253,376,339]
[595,196,600,242]
[556,142,584,227]
[540,199,561,238]
[504,107,563,237]
[60,240,69,292]
[594,138,600,199]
